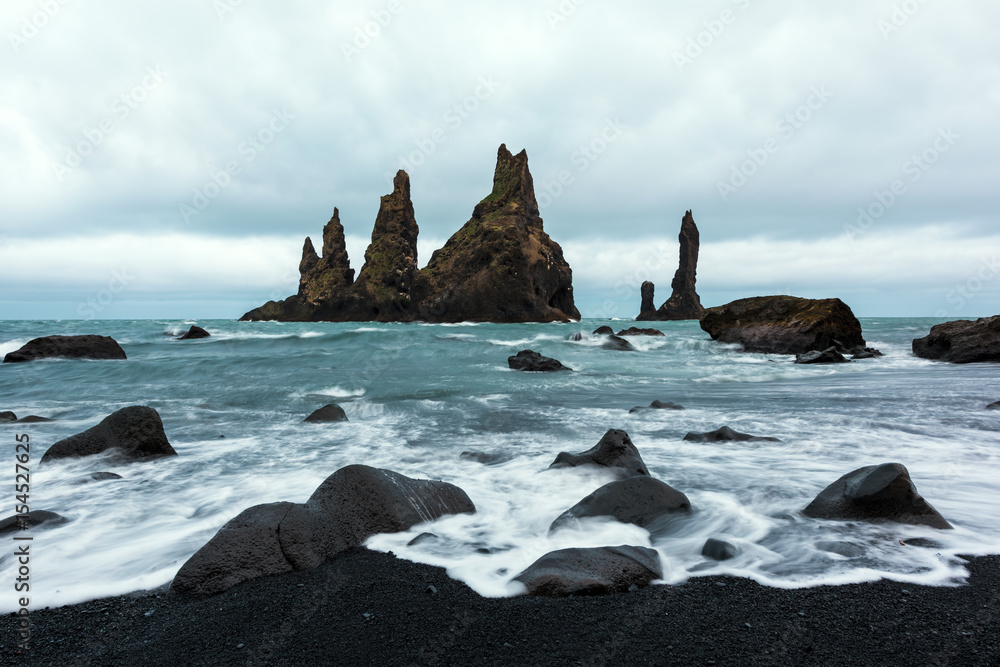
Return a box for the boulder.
[794,347,849,364]
[617,327,665,337]
[15,416,53,423]
[592,326,614,335]
[513,546,662,597]
[569,332,585,341]
[40,406,176,464]
[241,145,580,323]
[304,404,348,423]
[700,296,865,355]
[802,463,952,529]
[987,401,1000,411]
[602,335,637,352]
[850,347,883,360]
[73,472,124,485]
[0,411,15,423]
[177,326,211,340]
[637,210,706,321]
[172,465,475,596]
[549,429,649,478]
[683,426,781,443]
[912,316,1000,363]
[549,476,691,534]
[629,400,684,414]
[701,538,738,561]
[508,350,572,372]
[459,451,511,465]
[0,510,68,536]
[3,335,126,363]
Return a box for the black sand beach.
[4,549,997,666]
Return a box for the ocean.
[1,318,998,612]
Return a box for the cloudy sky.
[2,0,998,320]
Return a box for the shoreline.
[4,549,997,666]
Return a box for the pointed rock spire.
[637,210,705,321]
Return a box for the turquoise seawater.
[1,318,998,610]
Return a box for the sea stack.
[637,210,705,321]
[240,146,579,323]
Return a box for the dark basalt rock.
[700,296,866,354]
[172,465,476,596]
[40,406,176,464]
[850,347,883,360]
[73,472,124,485]
[549,429,649,478]
[592,326,614,335]
[508,349,571,372]
[683,426,781,443]
[177,326,211,340]
[637,210,706,321]
[795,347,849,364]
[569,332,585,341]
[912,316,1000,364]
[549,476,691,534]
[304,404,348,423]
[407,532,440,547]
[617,327,664,337]
[987,401,1000,410]
[460,451,512,466]
[0,510,68,536]
[242,145,579,324]
[802,463,952,529]
[602,335,637,352]
[0,411,16,423]
[513,545,662,597]
[702,538,739,561]
[3,335,126,363]
[15,415,53,423]
[629,400,685,414]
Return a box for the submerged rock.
[241,145,579,323]
[40,406,176,464]
[0,510,68,536]
[0,411,16,423]
[460,451,511,465]
[304,404,348,423]
[988,401,1000,410]
[73,471,124,485]
[549,476,691,534]
[549,429,649,478]
[617,327,665,337]
[795,347,849,364]
[912,316,1000,364]
[637,210,706,321]
[513,546,662,597]
[629,400,684,413]
[508,350,572,372]
[177,326,211,340]
[3,335,126,363]
[602,335,637,352]
[592,326,614,335]
[683,426,781,443]
[802,463,952,529]
[172,465,475,596]
[15,416,53,423]
[700,296,865,355]
[702,538,739,561]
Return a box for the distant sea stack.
[241,145,580,323]
[637,210,705,321]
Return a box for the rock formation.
[682,426,781,443]
[549,429,649,479]
[700,296,866,354]
[513,546,662,597]
[177,326,210,340]
[3,335,126,363]
[549,476,692,535]
[508,350,572,372]
[637,210,705,321]
[41,406,176,464]
[912,316,1000,363]
[240,145,579,323]
[304,404,348,423]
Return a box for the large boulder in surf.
[988,401,1000,410]
[241,145,580,324]
[304,404,348,423]
[549,476,691,535]
[637,210,706,321]
[0,510,68,536]
[40,406,176,464]
[802,463,952,529]
[177,326,210,340]
[617,327,664,337]
[3,335,126,363]
[795,347,849,364]
[602,335,637,351]
[549,429,649,478]
[683,426,780,443]
[513,546,662,596]
[700,296,865,354]
[508,350,572,372]
[172,465,475,596]
[0,411,16,423]
[911,316,1000,364]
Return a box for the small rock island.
[637,210,705,321]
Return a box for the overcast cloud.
[2,0,998,319]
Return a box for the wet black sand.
[4,549,998,666]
